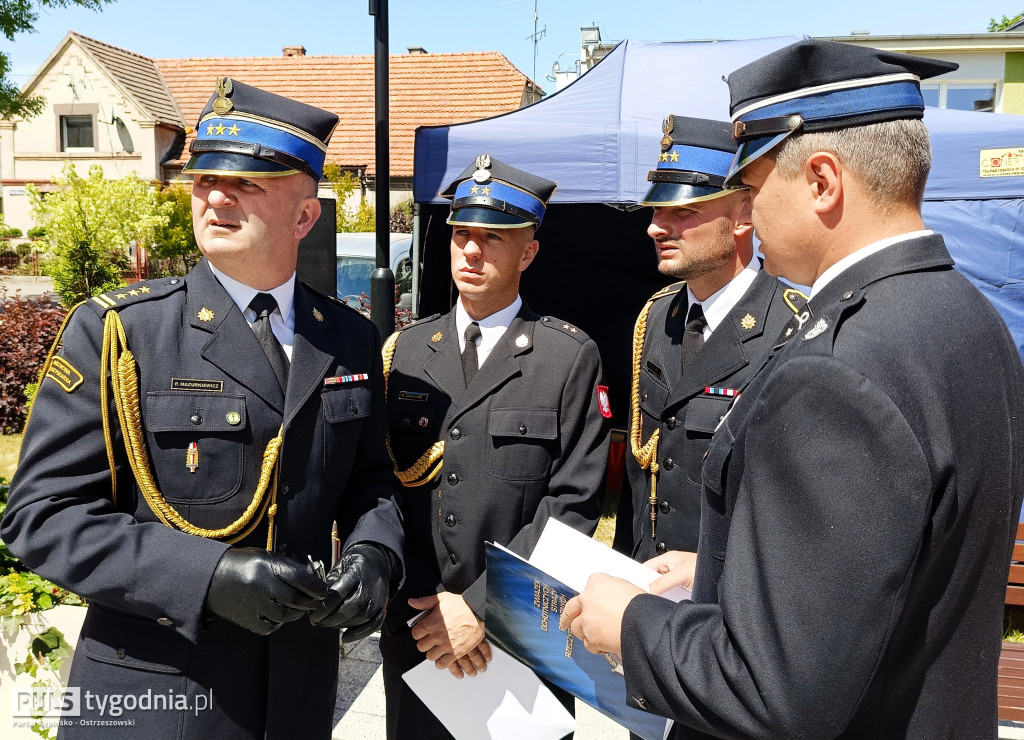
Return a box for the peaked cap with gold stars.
[641,115,739,208]
[183,77,339,180]
[441,154,557,229]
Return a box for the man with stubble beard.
[614,116,803,606]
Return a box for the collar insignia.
[740,313,757,330]
[313,308,324,322]
[515,333,529,348]
[197,307,215,322]
[783,287,809,314]
[431,331,443,343]
[802,317,829,341]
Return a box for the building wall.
[1,43,162,232]
[1005,52,1024,114]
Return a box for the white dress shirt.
[455,295,523,368]
[208,262,297,360]
[686,253,762,340]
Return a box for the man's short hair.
[771,118,931,211]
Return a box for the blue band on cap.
[725,80,925,188]
[739,80,924,125]
[195,118,326,179]
[453,178,546,223]
[657,145,735,178]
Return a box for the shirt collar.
[207,261,296,330]
[455,295,523,351]
[811,230,933,298]
[687,253,761,336]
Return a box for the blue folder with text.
[484,542,669,740]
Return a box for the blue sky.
[6,0,1021,91]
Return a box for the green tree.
[152,183,200,274]
[28,164,170,305]
[323,163,376,232]
[989,12,1024,30]
[0,1,115,120]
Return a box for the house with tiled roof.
[0,32,541,232]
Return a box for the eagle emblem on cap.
[213,77,234,115]
[661,115,675,152]
[473,154,492,183]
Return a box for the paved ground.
[0,275,56,301]
[329,636,1024,740]
[331,633,628,740]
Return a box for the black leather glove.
[205,547,329,636]
[310,543,392,642]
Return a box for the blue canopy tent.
[412,37,1024,428]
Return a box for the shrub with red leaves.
[0,290,66,434]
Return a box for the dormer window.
[61,115,94,150]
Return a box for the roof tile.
[154,52,536,177]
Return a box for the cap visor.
[723,131,794,188]
[640,182,735,207]
[182,152,298,177]
[446,206,535,229]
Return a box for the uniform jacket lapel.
[284,284,335,426]
[424,312,466,404]
[189,261,285,413]
[665,270,776,409]
[645,290,686,396]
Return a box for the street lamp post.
[368,0,395,339]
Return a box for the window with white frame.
[921,82,999,112]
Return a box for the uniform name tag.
[645,360,663,380]
[171,378,224,392]
[46,357,84,393]
[397,391,430,403]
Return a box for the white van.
[335,232,412,311]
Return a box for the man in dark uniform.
[614,116,803,593]
[563,40,1024,738]
[1,79,403,739]
[378,155,609,739]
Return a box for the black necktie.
[462,322,482,387]
[680,302,707,371]
[248,293,289,392]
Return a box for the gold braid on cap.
[382,330,445,487]
[630,284,683,539]
[99,309,282,549]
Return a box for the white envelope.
[402,644,576,740]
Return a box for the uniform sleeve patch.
[597,385,612,418]
[45,356,84,393]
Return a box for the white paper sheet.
[528,517,691,602]
[402,645,576,740]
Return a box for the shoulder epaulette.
[397,313,442,336]
[649,281,685,303]
[323,291,368,318]
[404,313,441,329]
[85,278,184,315]
[539,316,589,344]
